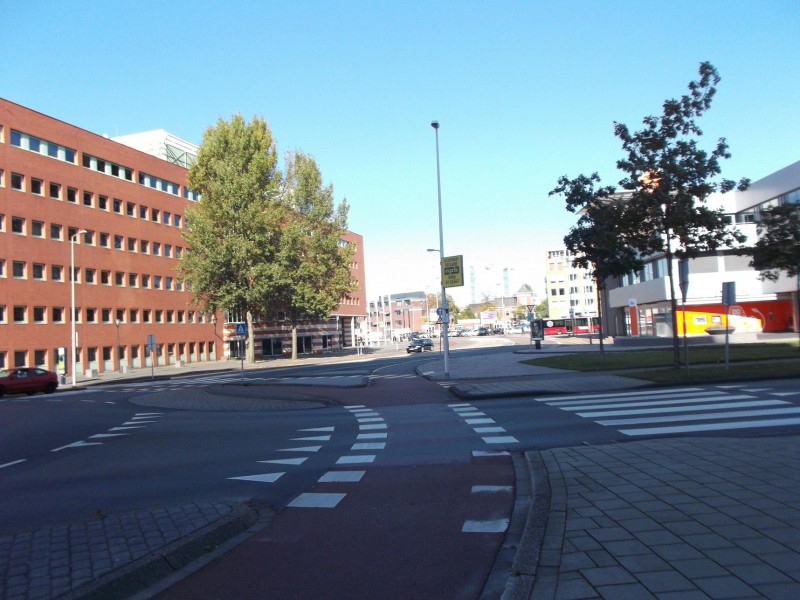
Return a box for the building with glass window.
[0,98,366,375]
[603,160,799,338]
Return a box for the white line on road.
[599,407,800,426]
[620,417,800,436]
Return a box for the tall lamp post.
[70,229,88,388]
[431,120,450,377]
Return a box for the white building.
[604,160,800,337]
[545,250,597,319]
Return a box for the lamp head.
[431,120,439,130]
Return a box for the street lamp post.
[115,319,122,373]
[431,120,450,377]
[70,229,88,388]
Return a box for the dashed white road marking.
[359,423,387,430]
[0,459,27,469]
[472,485,513,494]
[357,432,388,440]
[462,519,509,533]
[278,446,322,453]
[351,442,385,450]
[260,457,309,465]
[319,470,365,483]
[482,436,519,444]
[293,435,331,441]
[300,426,335,432]
[466,418,495,425]
[336,455,376,465]
[52,440,103,452]
[289,493,346,508]
[229,473,284,483]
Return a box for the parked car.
[406,338,434,353]
[0,367,59,398]
[477,327,490,336]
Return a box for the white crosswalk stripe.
[539,386,800,437]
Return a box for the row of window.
[1,171,186,227]
[0,257,187,291]
[8,128,199,199]
[2,216,185,259]
[0,304,209,325]
[549,287,595,296]
[1,341,216,370]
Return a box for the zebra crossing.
[538,385,800,437]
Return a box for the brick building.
[0,98,366,375]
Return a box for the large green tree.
[269,151,356,359]
[179,114,282,363]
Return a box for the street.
[1,341,799,599]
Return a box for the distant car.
[477,327,490,336]
[406,338,434,353]
[0,367,59,398]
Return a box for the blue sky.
[4,1,798,307]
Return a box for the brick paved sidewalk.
[507,435,800,599]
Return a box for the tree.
[269,151,356,359]
[552,62,748,367]
[550,172,646,358]
[747,203,800,281]
[614,62,750,366]
[746,203,800,347]
[179,114,282,363]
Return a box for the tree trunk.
[596,281,606,362]
[246,311,256,364]
[291,324,298,360]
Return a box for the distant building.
[545,250,597,319]
[0,98,366,374]
[366,291,428,340]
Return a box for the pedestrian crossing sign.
[235,322,247,337]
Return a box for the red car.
[0,367,59,398]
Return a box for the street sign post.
[147,334,156,379]
[234,322,247,381]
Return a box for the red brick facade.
[0,99,366,374]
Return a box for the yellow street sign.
[441,255,464,288]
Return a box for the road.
[1,341,799,599]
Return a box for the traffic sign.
[436,307,443,316]
[235,322,247,337]
[441,255,464,288]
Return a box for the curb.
[61,503,258,600]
